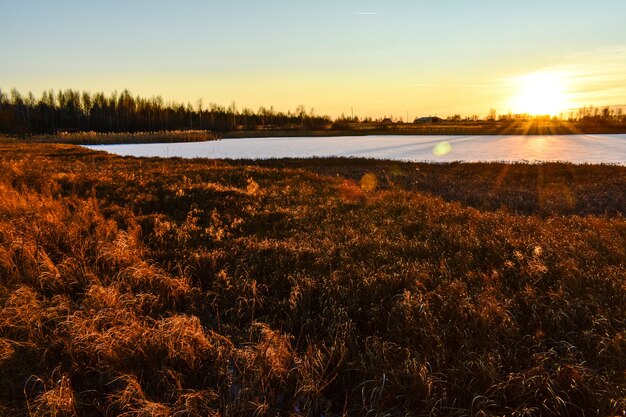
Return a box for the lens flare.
[433,141,452,157]
[360,173,378,192]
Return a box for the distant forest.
[0,88,332,134]
[1,87,625,135]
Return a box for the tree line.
[2,87,625,135]
[0,88,332,134]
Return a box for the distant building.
[414,116,443,123]
[381,117,394,123]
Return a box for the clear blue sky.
[2,0,626,118]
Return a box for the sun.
[509,71,571,116]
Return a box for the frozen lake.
[87,134,626,164]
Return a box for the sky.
[1,0,626,119]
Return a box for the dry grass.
[24,130,218,145]
[0,142,624,416]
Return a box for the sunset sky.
[2,0,626,119]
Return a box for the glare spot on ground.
[388,164,403,177]
[360,173,378,192]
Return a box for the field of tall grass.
[0,141,624,416]
[23,130,219,145]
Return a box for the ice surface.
[86,134,626,164]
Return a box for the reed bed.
[24,130,219,145]
[0,142,624,416]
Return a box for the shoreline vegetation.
[24,130,220,145]
[220,118,626,138]
[5,118,626,146]
[0,141,624,416]
[2,88,626,144]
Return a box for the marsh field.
[0,140,625,416]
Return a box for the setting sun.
[509,71,571,116]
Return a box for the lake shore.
[4,118,626,145]
[14,130,220,145]
[222,119,626,138]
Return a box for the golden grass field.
[25,130,219,145]
[0,140,624,416]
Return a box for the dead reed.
[0,142,624,416]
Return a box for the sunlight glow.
[509,71,572,116]
[433,141,452,157]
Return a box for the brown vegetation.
[26,130,219,145]
[331,118,626,136]
[0,141,624,416]
[221,118,626,138]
